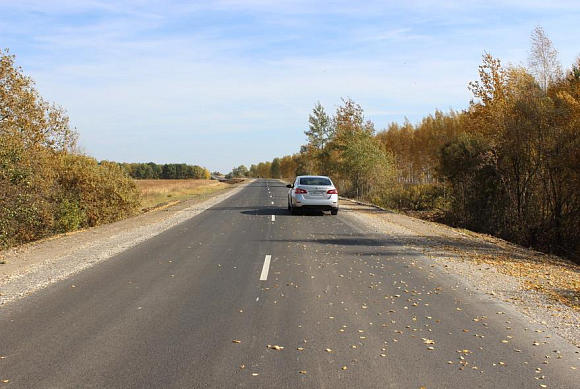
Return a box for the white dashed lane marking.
[259,255,272,281]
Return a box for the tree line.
[118,162,210,180]
[231,27,580,262]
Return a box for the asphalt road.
[0,179,578,388]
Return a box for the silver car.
[287,175,339,215]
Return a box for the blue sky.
[2,1,580,173]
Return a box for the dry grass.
[434,234,580,311]
[453,239,580,310]
[135,179,229,210]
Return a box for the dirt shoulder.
[340,199,580,348]
[0,180,252,306]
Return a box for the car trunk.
[299,185,332,200]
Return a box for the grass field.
[135,179,229,210]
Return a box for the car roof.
[297,175,331,179]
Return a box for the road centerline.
[259,255,272,281]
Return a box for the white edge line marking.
[271,215,275,222]
[260,255,272,281]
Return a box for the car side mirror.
[286,184,293,188]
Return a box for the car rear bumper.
[294,196,338,210]
[296,204,339,211]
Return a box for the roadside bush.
[376,183,446,211]
[56,198,85,232]
[0,137,57,246]
[57,155,140,227]
[1,49,141,249]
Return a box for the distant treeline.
[1,49,140,248]
[231,27,580,263]
[118,162,210,180]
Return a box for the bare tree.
[528,26,562,91]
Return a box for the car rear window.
[299,177,332,186]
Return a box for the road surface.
[0,179,578,388]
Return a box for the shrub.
[57,198,85,232]
[1,49,141,249]
[57,154,140,227]
[375,183,446,211]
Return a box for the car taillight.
[327,189,338,194]
[295,188,308,194]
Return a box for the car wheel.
[287,201,292,212]
[331,209,338,215]
[291,204,299,215]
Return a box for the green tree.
[248,164,258,178]
[327,98,381,196]
[230,165,249,178]
[270,158,281,178]
[341,131,394,198]
[304,101,333,174]
[162,164,177,179]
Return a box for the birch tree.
[528,26,562,92]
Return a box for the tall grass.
[136,179,227,209]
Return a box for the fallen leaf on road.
[232,340,242,344]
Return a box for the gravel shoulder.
[341,199,580,348]
[0,180,252,306]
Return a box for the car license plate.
[313,190,325,195]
